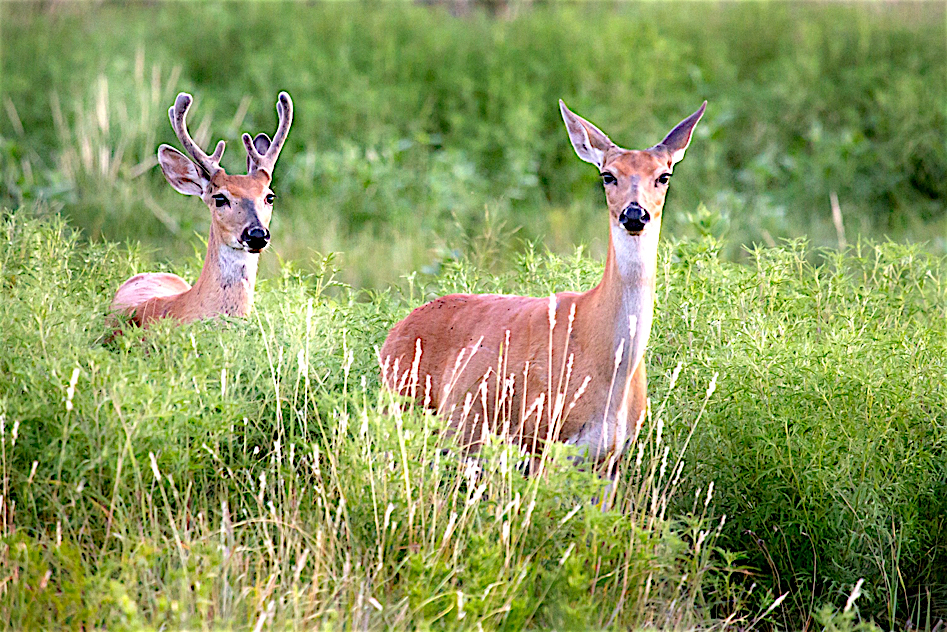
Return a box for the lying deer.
[381,99,705,465]
[110,91,292,327]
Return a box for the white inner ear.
[669,146,688,165]
[580,127,606,169]
[157,145,207,197]
[568,124,605,169]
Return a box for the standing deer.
[380,100,705,465]
[110,91,293,327]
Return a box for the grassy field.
[2,1,946,629]
[6,211,947,629]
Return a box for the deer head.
[157,92,293,253]
[560,100,705,236]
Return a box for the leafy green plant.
[650,237,947,627]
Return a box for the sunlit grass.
[2,210,942,628]
[0,212,755,629]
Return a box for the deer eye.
[264,193,276,205]
[601,172,617,186]
[212,194,229,208]
[656,173,672,186]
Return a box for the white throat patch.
[564,222,662,459]
[218,245,258,289]
[611,221,660,368]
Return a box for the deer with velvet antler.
[110,91,292,327]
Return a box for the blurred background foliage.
[2,1,945,289]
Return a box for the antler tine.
[168,92,224,176]
[244,91,293,175]
[242,132,265,168]
[268,92,293,159]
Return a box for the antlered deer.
[381,100,705,465]
[110,91,293,327]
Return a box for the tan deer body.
[110,92,293,328]
[381,100,705,463]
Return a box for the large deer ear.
[246,133,272,173]
[655,101,706,166]
[559,100,613,169]
[158,144,207,196]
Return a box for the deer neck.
[187,223,259,317]
[580,219,660,379]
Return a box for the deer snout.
[241,226,270,253]
[618,203,650,233]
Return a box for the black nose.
[242,226,270,252]
[619,203,650,233]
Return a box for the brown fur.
[110,171,273,328]
[381,100,705,463]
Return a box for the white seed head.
[149,452,161,482]
[668,362,683,391]
[844,579,865,613]
[65,367,81,412]
[704,480,715,508]
[706,372,719,398]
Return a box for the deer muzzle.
[619,203,650,233]
[241,226,270,253]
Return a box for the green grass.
[652,238,947,627]
[0,210,753,629]
[2,208,944,629]
[2,2,945,288]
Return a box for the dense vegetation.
[1,1,945,629]
[3,2,945,288]
[5,212,946,629]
